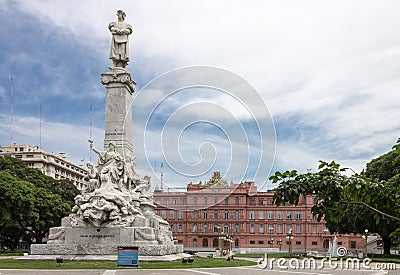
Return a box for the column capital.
[101,67,136,94]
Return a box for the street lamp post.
[269,238,274,249]
[363,229,369,258]
[323,228,329,252]
[286,229,294,257]
[216,226,222,256]
[278,239,282,251]
[218,233,225,257]
[219,233,233,258]
[228,236,233,258]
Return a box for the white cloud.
[2,0,400,186]
[0,113,103,165]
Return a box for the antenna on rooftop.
[9,75,14,144]
[160,162,164,192]
[153,160,160,192]
[39,102,42,149]
[89,104,93,162]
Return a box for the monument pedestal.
[31,244,181,256]
[31,219,182,256]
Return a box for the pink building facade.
[154,172,365,254]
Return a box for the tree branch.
[340,201,400,222]
[17,221,33,233]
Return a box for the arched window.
[224,224,229,233]
[203,224,208,233]
[213,224,219,233]
[214,196,218,204]
[202,238,208,247]
[192,224,198,233]
[235,239,239,247]
[213,238,219,247]
[234,224,240,233]
[235,210,240,220]
[193,239,197,247]
[323,239,330,249]
[214,210,218,219]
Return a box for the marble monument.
[31,10,182,256]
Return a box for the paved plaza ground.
[0,266,394,275]
[0,256,398,275]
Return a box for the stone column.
[101,68,136,162]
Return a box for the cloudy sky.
[0,0,399,191]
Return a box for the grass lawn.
[234,253,291,258]
[0,252,24,256]
[0,256,255,269]
[370,254,400,263]
[234,253,400,263]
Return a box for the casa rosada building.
[153,172,365,254]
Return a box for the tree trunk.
[34,232,45,244]
[382,235,391,255]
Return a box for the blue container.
[117,246,139,267]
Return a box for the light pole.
[323,228,329,252]
[219,233,233,257]
[218,230,224,257]
[278,239,282,251]
[269,225,274,234]
[286,229,294,257]
[363,229,369,258]
[269,238,274,249]
[216,226,222,256]
[229,230,235,257]
[227,235,233,258]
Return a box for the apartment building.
[1,144,87,188]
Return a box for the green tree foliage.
[0,171,36,229]
[0,156,78,206]
[51,179,81,206]
[271,139,400,254]
[0,222,29,250]
[0,157,79,247]
[363,138,400,253]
